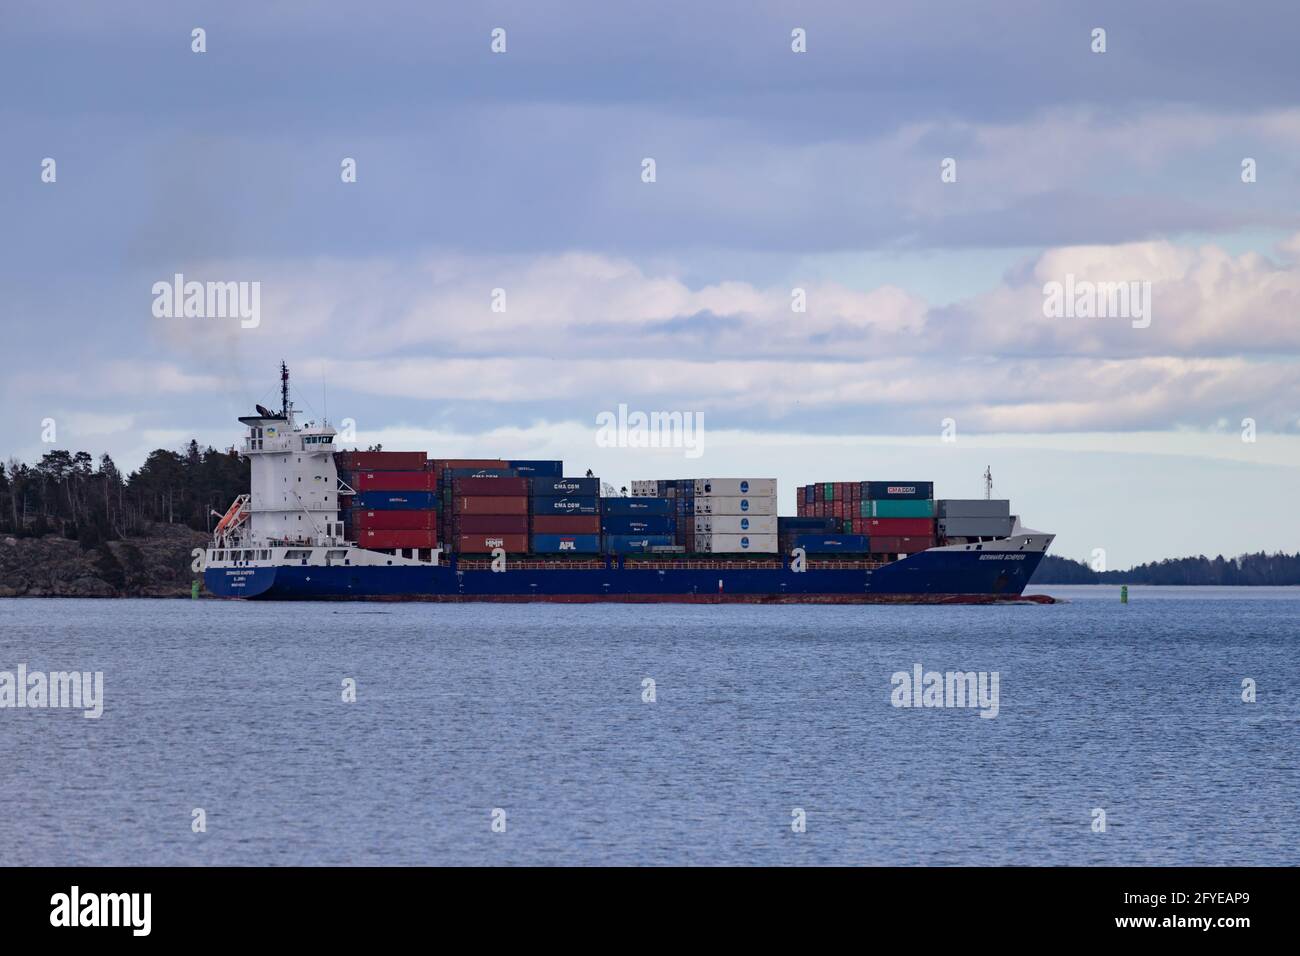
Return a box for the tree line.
[1031,552,1300,586]
[0,441,249,549]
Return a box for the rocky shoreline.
[0,524,209,598]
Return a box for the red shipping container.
[338,451,427,472]
[456,533,528,553]
[354,509,437,531]
[867,518,935,536]
[531,514,601,534]
[357,529,439,549]
[454,496,529,515]
[351,470,436,492]
[872,535,936,554]
[454,514,529,534]
[833,501,844,518]
[451,476,530,496]
[432,459,504,469]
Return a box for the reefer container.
[695,533,779,553]
[693,478,777,497]
[861,499,935,518]
[356,529,439,549]
[871,535,935,553]
[353,491,439,511]
[693,514,777,534]
[453,496,529,516]
[693,496,776,516]
[602,515,676,535]
[530,533,600,554]
[601,497,672,515]
[532,477,600,497]
[530,514,601,534]
[532,495,600,515]
[455,533,529,553]
[604,534,675,554]
[453,514,529,534]
[791,534,870,553]
[938,516,1015,537]
[507,460,563,477]
[452,476,530,496]
[865,517,935,536]
[336,451,427,472]
[353,509,437,531]
[937,499,1011,518]
[862,481,934,500]
[351,470,437,492]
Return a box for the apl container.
[353,491,439,511]
[532,495,600,515]
[862,499,935,518]
[601,497,672,516]
[530,533,600,553]
[532,477,600,497]
[862,481,934,500]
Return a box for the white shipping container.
[694,495,776,516]
[630,480,658,497]
[695,532,779,553]
[694,478,777,498]
[693,514,776,534]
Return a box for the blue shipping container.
[509,460,564,478]
[604,534,675,554]
[779,517,839,532]
[443,467,519,480]
[531,495,600,515]
[353,491,440,511]
[601,515,675,535]
[530,533,600,553]
[861,481,934,500]
[602,497,672,516]
[532,477,600,497]
[792,533,870,553]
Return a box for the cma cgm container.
[696,533,778,553]
[353,491,439,511]
[355,529,439,550]
[454,496,529,516]
[602,497,672,516]
[508,460,563,478]
[351,470,437,492]
[694,478,776,497]
[861,499,935,518]
[534,495,599,515]
[456,533,529,553]
[937,499,1011,518]
[531,533,600,554]
[694,496,776,516]
[532,477,600,497]
[863,481,934,500]
[865,517,935,536]
[792,534,870,553]
[604,534,675,554]
[336,450,427,472]
[693,514,777,534]
[531,514,601,534]
[452,476,530,496]
[353,509,437,531]
[602,514,675,535]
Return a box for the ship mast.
[280,361,290,417]
[983,465,993,500]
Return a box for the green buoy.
[191,580,200,600]
[1120,585,1128,604]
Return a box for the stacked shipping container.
[530,472,601,553]
[335,450,440,551]
[692,478,777,553]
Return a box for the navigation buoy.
[191,580,200,600]
[1120,585,1128,604]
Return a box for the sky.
[1,0,1298,566]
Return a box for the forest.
[0,442,249,550]
[1029,552,1300,586]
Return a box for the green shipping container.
[861,499,935,518]
[823,483,835,500]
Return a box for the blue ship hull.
[205,548,1047,602]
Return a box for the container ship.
[203,366,1055,602]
